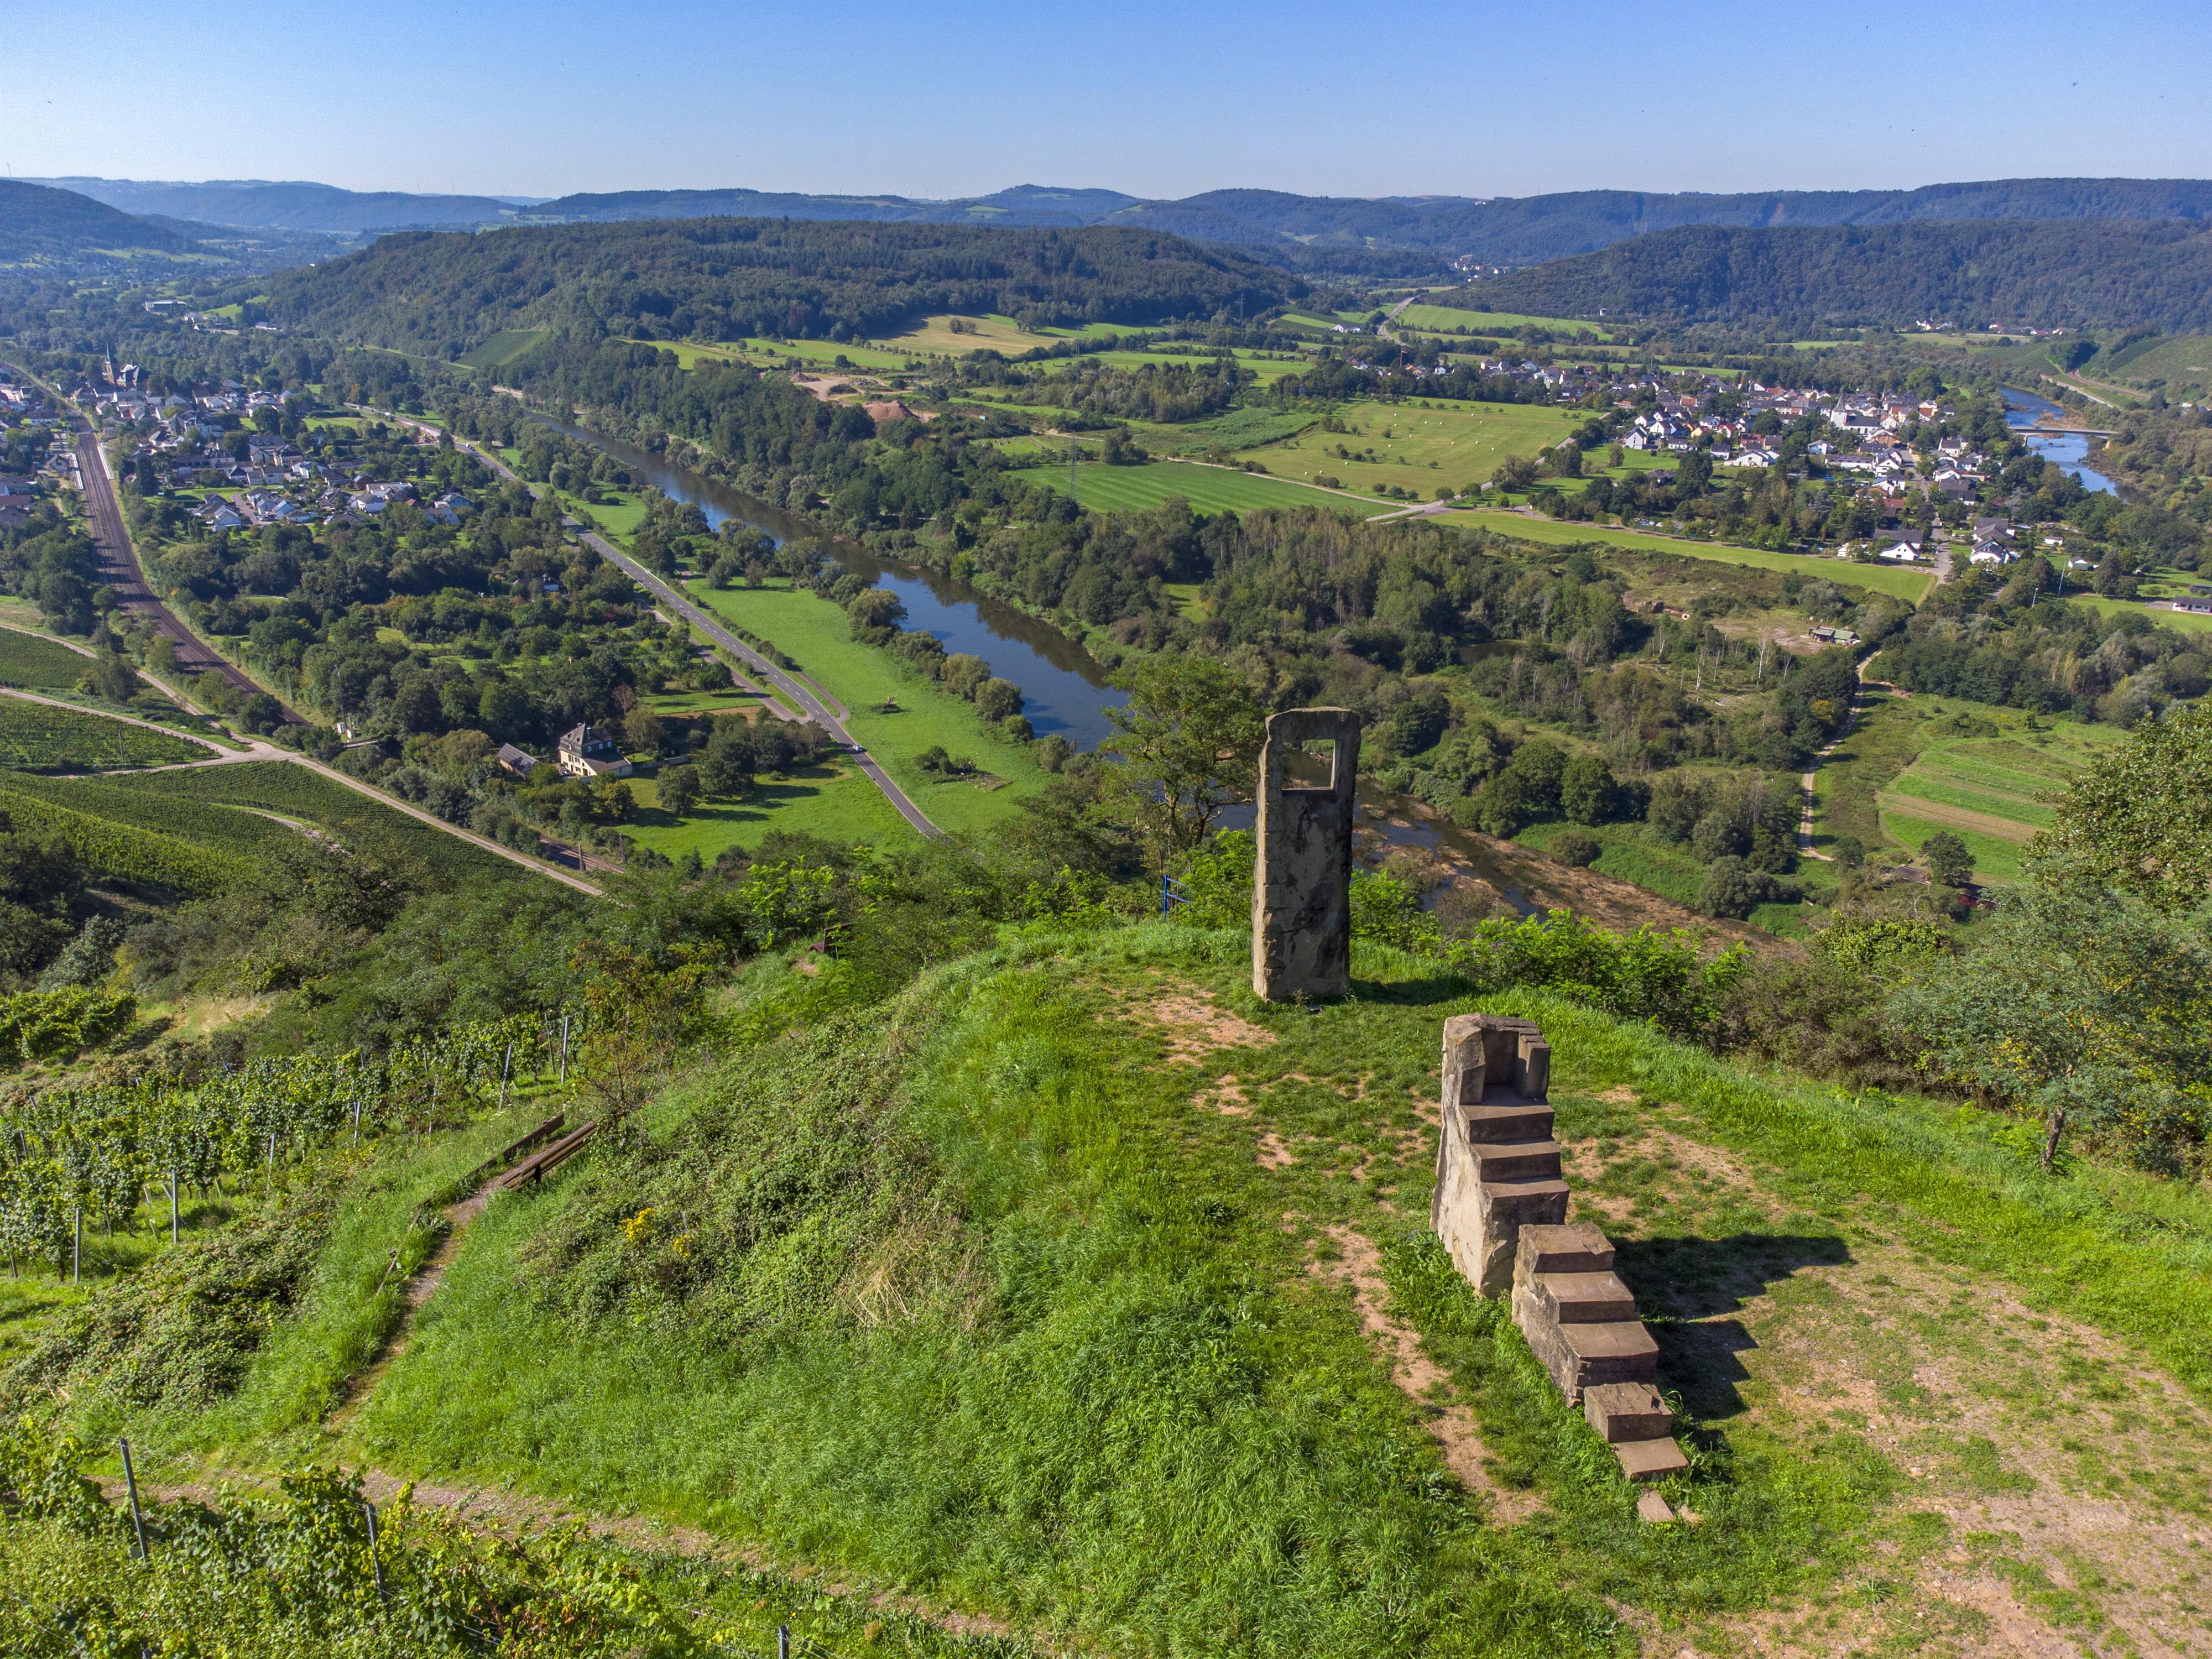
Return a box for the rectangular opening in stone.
[1291,738,1338,790]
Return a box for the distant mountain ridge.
[0,179,201,265]
[32,174,2212,269]
[1464,219,2212,332]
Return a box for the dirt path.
[327,1185,496,1429]
[1799,652,1882,861]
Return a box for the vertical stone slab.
[1250,707,1361,1003]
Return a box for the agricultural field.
[623,755,910,864]
[456,327,549,369]
[1446,510,1938,601]
[1247,398,1592,497]
[0,626,94,691]
[0,698,212,771]
[1394,303,1611,339]
[1876,716,2117,884]
[1015,456,1369,516]
[682,581,1050,836]
[107,760,528,884]
[0,773,243,893]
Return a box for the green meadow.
[1250,398,1592,496]
[1013,457,1370,516]
[1446,511,1938,601]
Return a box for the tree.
[2032,702,2212,912]
[1100,655,1265,864]
[1559,753,1617,825]
[623,704,666,756]
[657,764,701,818]
[1922,830,1973,887]
[1698,855,1767,919]
[696,722,756,798]
[973,677,1024,722]
[1893,883,2212,1168]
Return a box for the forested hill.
[259,218,1302,357]
[33,176,535,233]
[0,179,201,265]
[1462,218,2212,331]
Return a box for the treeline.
[1468,220,2212,332]
[260,218,1303,358]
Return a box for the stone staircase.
[1431,1014,1689,1519]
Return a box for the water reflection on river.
[2001,387,2118,495]
[534,415,1128,748]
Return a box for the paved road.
[422,419,943,838]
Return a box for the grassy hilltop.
[23,921,2210,1657]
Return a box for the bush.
[1553,830,1601,867]
[1445,909,1746,1044]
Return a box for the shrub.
[1553,830,1601,868]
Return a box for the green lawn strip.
[1393,305,1611,339]
[624,759,909,862]
[2061,594,2212,635]
[457,328,549,370]
[683,582,1045,835]
[0,700,210,770]
[107,762,525,885]
[1444,513,1936,601]
[1013,458,1369,516]
[343,931,1905,1653]
[1884,771,2053,830]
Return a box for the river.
[2001,387,2117,495]
[533,415,1129,749]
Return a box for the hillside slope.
[258,925,2212,1658]
[1468,217,2212,331]
[0,178,199,265]
[260,218,1302,357]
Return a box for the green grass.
[325,924,2212,1653]
[456,327,549,370]
[1516,820,1708,907]
[624,758,911,863]
[1444,512,1937,601]
[106,762,527,885]
[1011,458,1369,517]
[0,628,93,691]
[0,699,211,771]
[1870,718,2117,881]
[1393,304,1611,339]
[682,582,1048,836]
[1252,398,1590,496]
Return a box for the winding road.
[403,416,942,838]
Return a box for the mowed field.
[622,756,910,863]
[1877,721,2117,883]
[1245,398,1590,495]
[1394,303,1610,338]
[683,581,1049,837]
[1013,458,1371,517]
[1444,510,1938,601]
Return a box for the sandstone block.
[1613,1437,1689,1483]
[1251,708,1360,1003]
[1584,1381,1672,1443]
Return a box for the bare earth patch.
[1308,1223,1542,1524]
[1117,981,1279,1065]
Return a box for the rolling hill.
[35,174,2212,274]
[0,178,201,265]
[1460,218,2212,332]
[260,217,1303,358]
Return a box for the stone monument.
[1429,1013,1690,1503]
[1250,707,1361,1002]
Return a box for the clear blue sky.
[7,0,2208,200]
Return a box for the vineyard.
[0,774,243,893]
[111,762,524,884]
[0,628,96,692]
[0,769,294,862]
[0,1010,570,1273]
[0,700,211,772]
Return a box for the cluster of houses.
[80,374,476,535]
[0,379,69,531]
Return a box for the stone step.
[1514,1222,1615,1277]
[1464,1100,1554,1143]
[1584,1380,1672,1443]
[1476,1176,1571,1224]
[1535,1269,1637,1326]
[1613,1437,1689,1483]
[1523,1316,1660,1402]
[1473,1139,1563,1182]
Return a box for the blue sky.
[6,0,2208,200]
